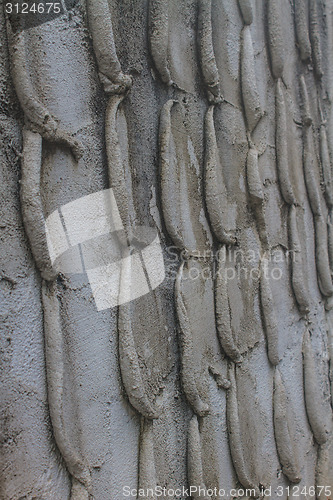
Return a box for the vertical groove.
[294,0,311,61]
[303,330,332,445]
[275,79,297,205]
[288,205,310,314]
[187,416,211,500]
[226,364,260,497]
[86,0,132,93]
[197,0,221,103]
[259,258,281,365]
[42,281,91,495]
[149,0,172,86]
[273,369,302,483]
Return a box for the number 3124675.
[5,3,61,14]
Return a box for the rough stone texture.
[1,0,333,499]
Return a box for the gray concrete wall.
[1,0,333,499]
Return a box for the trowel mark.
[320,124,333,209]
[275,79,297,206]
[328,210,333,277]
[299,75,312,127]
[273,369,302,483]
[288,206,310,315]
[302,124,333,297]
[197,0,221,103]
[118,272,161,420]
[314,216,333,297]
[149,185,163,234]
[137,418,158,499]
[303,330,332,445]
[20,129,56,282]
[316,439,333,500]
[309,0,323,78]
[105,93,137,236]
[294,0,311,61]
[215,248,243,364]
[259,258,281,366]
[187,416,211,500]
[226,364,260,498]
[240,26,264,132]
[7,26,83,159]
[204,106,236,246]
[86,0,132,93]
[267,0,286,80]
[149,0,172,86]
[246,146,267,248]
[42,281,91,498]
[159,100,212,253]
[238,0,253,26]
[175,262,209,417]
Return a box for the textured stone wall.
[1,0,333,499]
